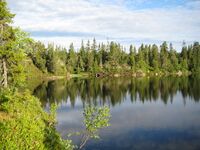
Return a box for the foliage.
[66,43,77,73]
[70,106,111,149]
[0,0,24,88]
[25,39,200,76]
[67,106,111,149]
[83,106,110,138]
[28,41,47,73]
[0,0,14,23]
[0,1,29,88]
[46,44,56,74]
[0,90,74,150]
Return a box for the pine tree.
[192,42,200,72]
[0,0,25,87]
[46,44,56,73]
[169,43,179,71]
[160,41,170,71]
[136,44,147,71]
[180,41,188,70]
[128,45,135,70]
[144,44,150,67]
[67,43,77,73]
[108,41,121,70]
[30,42,47,72]
[151,44,159,71]
[188,45,193,71]
[86,40,94,72]
[79,40,86,71]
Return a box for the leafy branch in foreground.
[67,106,111,149]
[80,106,111,149]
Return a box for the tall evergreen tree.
[0,0,25,87]
[160,41,169,71]
[128,45,136,70]
[86,40,94,72]
[79,40,86,71]
[136,44,147,71]
[76,41,85,72]
[169,43,179,71]
[151,44,159,71]
[188,45,193,71]
[67,43,77,73]
[180,41,188,70]
[30,42,47,72]
[46,44,56,73]
[192,42,200,72]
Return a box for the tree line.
[27,39,200,75]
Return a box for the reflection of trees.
[33,76,200,107]
[150,77,159,101]
[188,75,200,101]
[33,81,47,106]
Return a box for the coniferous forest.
[28,39,200,75]
[14,35,200,77]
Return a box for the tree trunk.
[1,22,8,88]
[2,57,8,88]
[79,134,89,150]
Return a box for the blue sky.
[91,0,187,9]
[7,0,200,51]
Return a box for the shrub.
[0,90,74,150]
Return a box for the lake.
[33,76,200,150]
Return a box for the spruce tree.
[46,44,56,73]
[129,45,136,70]
[160,41,170,71]
[0,0,25,87]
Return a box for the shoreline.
[33,70,193,80]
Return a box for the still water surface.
[33,76,200,150]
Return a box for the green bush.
[0,90,74,150]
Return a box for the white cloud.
[7,0,200,51]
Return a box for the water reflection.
[33,76,200,107]
[32,76,200,150]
